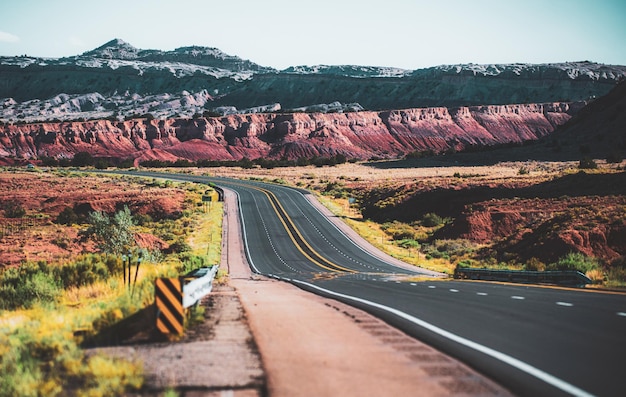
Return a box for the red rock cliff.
[0,102,580,164]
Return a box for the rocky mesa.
[0,102,581,164]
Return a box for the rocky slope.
[1,39,625,123]
[0,102,580,164]
[358,171,626,265]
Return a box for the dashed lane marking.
[556,302,574,307]
[477,292,488,296]
[449,289,459,293]
[511,296,526,300]
[428,285,437,289]
[617,312,626,317]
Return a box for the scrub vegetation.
[0,172,222,396]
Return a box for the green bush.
[422,239,475,261]
[421,212,444,227]
[0,255,123,310]
[578,157,598,169]
[381,221,421,240]
[56,206,79,225]
[0,262,60,310]
[178,253,208,273]
[0,322,142,396]
[53,258,110,289]
[2,199,26,218]
[396,239,420,249]
[547,252,599,273]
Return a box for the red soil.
[0,171,184,267]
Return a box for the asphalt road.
[124,171,626,397]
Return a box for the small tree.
[85,206,135,255]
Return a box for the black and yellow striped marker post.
[155,278,184,335]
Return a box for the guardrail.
[155,265,219,335]
[182,265,220,308]
[453,267,592,287]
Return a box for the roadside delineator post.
[155,278,184,335]
[154,266,220,336]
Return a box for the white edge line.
[230,187,261,274]
[290,279,595,397]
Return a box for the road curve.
[120,171,626,397]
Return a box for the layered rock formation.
[2,39,625,123]
[0,102,581,164]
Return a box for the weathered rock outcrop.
[358,171,626,264]
[0,102,581,164]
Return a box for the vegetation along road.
[124,170,626,397]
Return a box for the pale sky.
[1,0,624,70]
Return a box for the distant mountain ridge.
[1,39,625,124]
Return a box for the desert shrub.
[56,206,79,225]
[94,158,111,169]
[71,151,94,167]
[456,259,474,268]
[381,221,420,240]
[547,252,599,273]
[578,157,598,169]
[323,181,349,198]
[396,238,420,250]
[0,262,60,310]
[585,269,606,284]
[0,254,125,310]
[53,257,110,289]
[169,238,191,254]
[178,253,208,273]
[524,257,546,271]
[2,199,26,218]
[422,239,475,260]
[421,212,444,227]
[606,150,623,164]
[51,236,70,249]
[0,322,142,396]
[40,156,59,166]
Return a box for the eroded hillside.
[0,102,580,165]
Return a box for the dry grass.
[317,194,456,274]
[187,201,223,265]
[195,159,580,189]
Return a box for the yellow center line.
[230,180,355,273]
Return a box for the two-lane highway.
[122,171,626,396]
